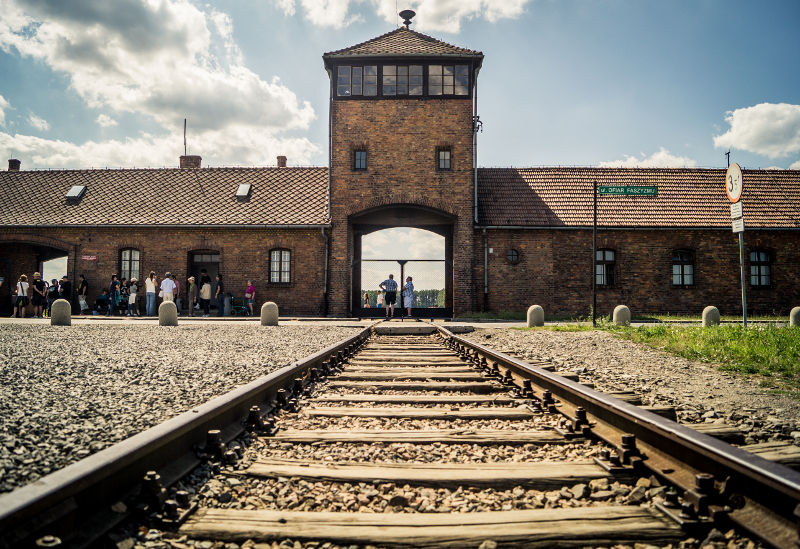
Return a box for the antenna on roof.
[399,9,415,28]
[725,149,730,168]
[184,119,187,156]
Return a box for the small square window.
[354,150,367,170]
[437,149,451,170]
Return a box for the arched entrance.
[350,204,455,318]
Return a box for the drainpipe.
[483,228,488,311]
[327,68,333,221]
[473,69,480,224]
[322,227,329,316]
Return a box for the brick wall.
[0,228,327,316]
[329,98,475,316]
[477,229,800,316]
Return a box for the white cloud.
[96,114,118,127]
[0,129,320,169]
[0,95,9,127]
[713,103,800,159]
[283,0,531,32]
[363,228,444,260]
[790,160,800,170]
[598,148,697,168]
[0,0,316,166]
[27,113,49,131]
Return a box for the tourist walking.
[145,271,157,316]
[12,274,29,318]
[47,279,59,316]
[108,274,120,316]
[161,272,175,302]
[245,280,256,316]
[187,276,197,317]
[129,278,139,316]
[31,272,45,318]
[78,274,89,315]
[379,274,397,319]
[215,274,225,317]
[403,276,414,318]
[199,269,212,317]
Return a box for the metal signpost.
[726,163,747,326]
[593,183,658,326]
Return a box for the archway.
[350,204,455,318]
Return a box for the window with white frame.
[270,249,291,283]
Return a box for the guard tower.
[323,11,484,316]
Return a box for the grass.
[605,323,800,384]
[634,313,788,322]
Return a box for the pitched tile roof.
[477,167,800,229]
[0,167,330,226]
[323,27,483,59]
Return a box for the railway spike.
[522,379,534,397]
[141,470,168,512]
[276,389,288,408]
[541,390,555,407]
[244,406,265,432]
[678,502,697,521]
[175,490,191,508]
[502,368,514,385]
[203,430,226,462]
[293,377,304,396]
[617,433,640,464]
[163,499,181,520]
[683,473,716,517]
[224,450,238,465]
[35,536,61,548]
[309,367,320,382]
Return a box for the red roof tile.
[323,27,483,59]
[0,167,329,226]
[477,167,800,229]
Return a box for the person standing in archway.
[403,276,414,318]
[31,272,45,318]
[379,274,397,320]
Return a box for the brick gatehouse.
[2,21,799,317]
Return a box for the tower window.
[354,150,367,170]
[338,66,377,97]
[383,65,423,96]
[428,65,469,96]
[437,149,451,170]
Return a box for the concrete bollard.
[613,305,630,326]
[702,306,721,327]
[50,299,71,326]
[159,300,178,326]
[261,301,279,326]
[790,307,800,327]
[527,305,544,327]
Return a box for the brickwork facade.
[328,98,475,316]
[475,229,800,316]
[0,228,327,316]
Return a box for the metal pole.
[399,261,405,322]
[592,180,597,328]
[739,233,748,327]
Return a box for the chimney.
[8,159,20,172]
[277,156,287,168]
[180,155,202,169]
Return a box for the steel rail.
[437,325,800,549]
[0,324,375,548]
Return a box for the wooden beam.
[742,441,800,470]
[270,429,571,445]
[334,372,486,382]
[327,381,502,393]
[180,507,683,547]
[300,407,533,420]
[245,458,630,490]
[342,366,477,374]
[310,395,521,405]
[688,423,745,444]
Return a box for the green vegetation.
[606,324,800,383]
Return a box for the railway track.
[2,323,800,548]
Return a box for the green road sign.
[599,186,657,196]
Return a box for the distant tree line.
[361,289,445,308]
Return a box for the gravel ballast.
[0,324,361,493]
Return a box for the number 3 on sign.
[726,163,743,203]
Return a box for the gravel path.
[463,328,800,445]
[0,324,361,493]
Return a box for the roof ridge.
[323,26,482,58]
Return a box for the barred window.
[595,250,616,286]
[750,251,771,286]
[120,249,140,282]
[672,250,694,285]
[270,249,291,283]
[337,66,377,97]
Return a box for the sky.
[2,0,799,265]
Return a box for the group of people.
[9,269,257,319]
[9,272,73,318]
[364,274,414,319]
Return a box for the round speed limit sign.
[726,163,743,203]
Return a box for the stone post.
[50,299,71,326]
[790,307,800,327]
[261,302,279,326]
[527,305,544,327]
[159,300,178,326]
[702,306,721,327]
[613,305,630,326]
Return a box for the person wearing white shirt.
[160,272,176,302]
